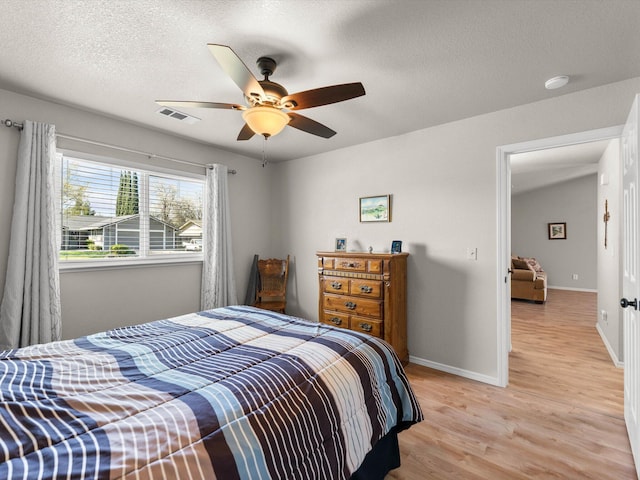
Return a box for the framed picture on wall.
[360,195,391,222]
[548,222,567,240]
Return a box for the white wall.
[2,79,639,384]
[0,88,272,339]
[511,174,597,291]
[272,77,640,383]
[597,139,623,364]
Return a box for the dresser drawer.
[320,311,349,328]
[350,279,382,298]
[366,259,383,274]
[322,294,382,318]
[319,256,383,274]
[350,316,383,338]
[334,257,367,272]
[320,311,383,339]
[323,276,348,295]
[323,277,382,298]
[321,257,335,270]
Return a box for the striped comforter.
[0,306,423,479]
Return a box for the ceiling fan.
[156,44,366,141]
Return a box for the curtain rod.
[1,118,236,174]
[2,118,23,130]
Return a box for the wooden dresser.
[316,251,409,363]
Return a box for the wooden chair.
[254,256,290,313]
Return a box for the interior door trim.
[495,125,623,387]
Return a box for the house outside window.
[58,153,204,266]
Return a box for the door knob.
[620,297,638,309]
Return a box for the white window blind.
[59,154,204,263]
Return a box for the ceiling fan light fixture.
[242,106,290,138]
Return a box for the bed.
[0,305,423,479]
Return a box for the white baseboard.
[596,322,624,368]
[409,320,621,386]
[548,285,598,293]
[409,355,502,387]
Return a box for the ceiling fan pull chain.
[262,136,268,168]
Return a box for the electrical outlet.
[601,310,608,323]
[572,274,579,280]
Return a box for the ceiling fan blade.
[282,82,365,110]
[207,44,265,100]
[237,123,255,141]
[287,112,336,138]
[156,100,245,110]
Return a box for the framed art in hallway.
[548,222,566,240]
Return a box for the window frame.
[57,149,206,272]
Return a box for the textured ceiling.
[1,0,639,163]
[510,140,611,195]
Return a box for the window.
[59,153,204,265]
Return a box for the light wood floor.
[389,288,635,479]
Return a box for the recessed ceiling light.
[545,75,569,90]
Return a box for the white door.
[622,94,640,478]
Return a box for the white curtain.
[201,163,238,309]
[0,121,61,349]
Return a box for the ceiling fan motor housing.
[248,56,288,106]
[253,80,288,106]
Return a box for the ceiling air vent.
[156,107,200,125]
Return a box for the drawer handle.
[359,322,373,332]
[330,317,342,326]
[359,285,373,294]
[345,301,357,310]
[331,281,343,290]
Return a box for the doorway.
[496,125,623,387]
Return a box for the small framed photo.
[391,240,402,253]
[548,222,567,240]
[335,238,347,252]
[360,195,391,222]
